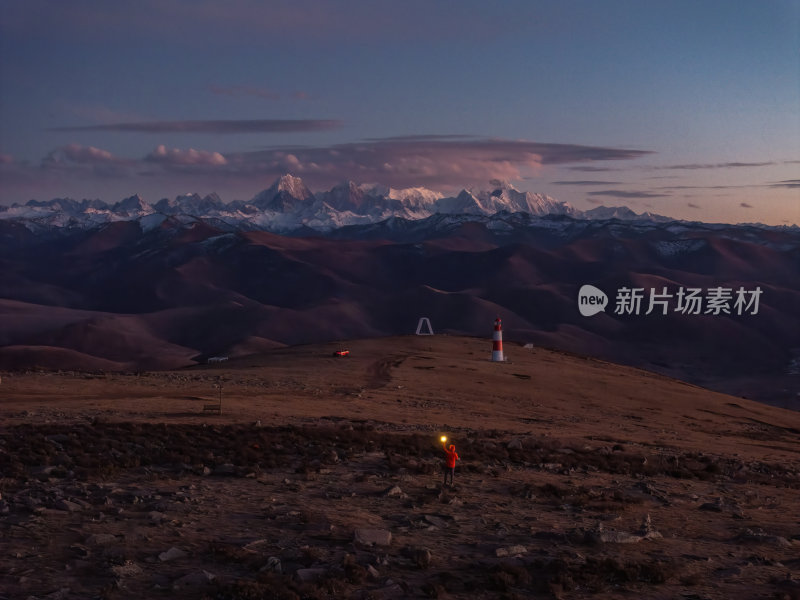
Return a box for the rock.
[111,561,143,578]
[585,523,643,544]
[737,528,793,547]
[0,500,10,514]
[507,438,523,450]
[639,514,663,540]
[54,499,81,512]
[355,528,392,547]
[423,514,449,529]
[148,511,166,524]
[259,556,282,573]
[296,567,327,582]
[699,498,724,512]
[86,533,118,546]
[384,485,404,497]
[173,570,215,589]
[243,539,270,552]
[600,531,642,544]
[213,463,237,476]
[159,547,188,562]
[367,564,381,580]
[412,547,433,569]
[69,544,91,558]
[495,545,527,557]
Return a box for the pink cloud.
[222,137,650,191]
[0,153,14,164]
[146,144,227,166]
[42,144,121,166]
[6,136,651,206]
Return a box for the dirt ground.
[1,335,799,599]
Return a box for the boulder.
[159,547,188,562]
[495,545,527,557]
[111,561,143,578]
[355,528,392,547]
[173,570,215,589]
[54,499,81,512]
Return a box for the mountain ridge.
[0,174,693,234]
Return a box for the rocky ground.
[1,336,799,599]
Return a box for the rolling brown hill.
[1,217,798,407]
[1,335,799,599]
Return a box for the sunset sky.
[1,0,798,225]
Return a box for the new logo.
[578,285,608,317]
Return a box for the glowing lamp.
[440,436,447,443]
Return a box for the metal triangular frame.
[415,317,434,335]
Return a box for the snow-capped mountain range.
[0,174,675,233]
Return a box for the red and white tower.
[491,317,504,362]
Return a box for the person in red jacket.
[442,441,459,486]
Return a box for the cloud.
[220,137,652,190]
[42,144,122,166]
[655,184,755,191]
[0,153,14,165]
[587,190,670,199]
[145,145,227,166]
[770,179,800,188]
[740,202,754,208]
[551,180,622,185]
[50,119,342,134]
[363,134,476,142]
[5,136,652,204]
[566,165,621,172]
[33,144,133,185]
[687,202,700,209]
[661,161,774,170]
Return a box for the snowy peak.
[112,195,151,216]
[474,180,577,217]
[387,186,443,207]
[435,189,487,215]
[0,174,690,234]
[584,205,671,222]
[251,175,315,211]
[318,180,381,214]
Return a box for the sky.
[0,0,798,225]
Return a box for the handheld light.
[440,436,447,443]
